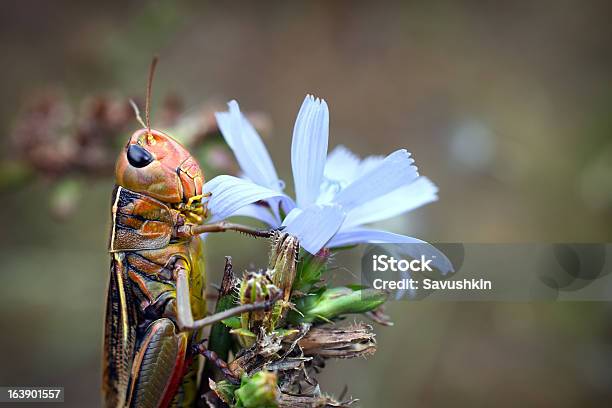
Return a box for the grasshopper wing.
[103,253,138,407]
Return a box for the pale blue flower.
[203,95,452,273]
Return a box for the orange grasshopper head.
[115,128,204,203]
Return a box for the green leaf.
[209,380,237,405]
[230,328,257,338]
[221,316,241,329]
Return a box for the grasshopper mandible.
[103,58,277,408]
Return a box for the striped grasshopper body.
[104,127,208,408]
[102,59,278,407]
[104,127,274,408]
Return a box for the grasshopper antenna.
[129,99,146,128]
[145,55,159,135]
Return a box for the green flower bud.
[293,248,331,292]
[235,271,281,346]
[290,287,387,324]
[235,371,278,408]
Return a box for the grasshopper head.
[115,128,204,203]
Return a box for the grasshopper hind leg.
[127,318,192,408]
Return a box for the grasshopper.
[103,58,277,408]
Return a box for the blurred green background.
[1,1,612,407]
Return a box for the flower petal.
[281,207,303,227]
[327,228,453,274]
[355,154,385,179]
[215,100,282,191]
[291,95,329,208]
[332,149,418,211]
[204,175,288,222]
[324,145,360,185]
[343,177,438,228]
[283,204,345,254]
[230,203,281,228]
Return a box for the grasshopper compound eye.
[127,144,154,168]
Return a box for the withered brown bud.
[298,322,377,359]
[268,232,300,302]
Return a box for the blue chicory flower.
[203,95,452,273]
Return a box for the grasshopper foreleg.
[178,221,276,239]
